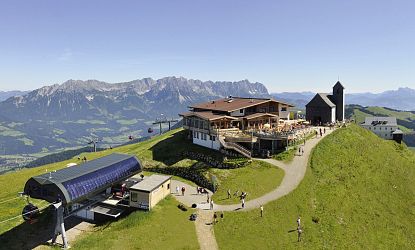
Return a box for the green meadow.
[0,128,280,249]
[214,125,415,249]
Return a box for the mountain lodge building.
[179,97,309,158]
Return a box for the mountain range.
[272,87,415,111]
[0,77,269,158]
[0,77,414,169]
[0,90,29,102]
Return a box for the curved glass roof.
[27,153,142,204]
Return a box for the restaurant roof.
[189,97,294,112]
[244,113,279,120]
[179,111,238,121]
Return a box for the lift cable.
[0,196,22,205]
[0,202,52,225]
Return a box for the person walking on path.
[319,128,322,137]
[297,216,301,227]
[297,226,303,242]
[260,205,263,217]
[298,147,301,156]
[220,211,224,221]
[213,212,218,225]
[207,193,210,204]
[301,147,304,156]
[210,199,214,210]
[176,186,179,194]
[241,198,245,208]
[227,189,231,199]
[181,186,185,196]
[196,186,199,195]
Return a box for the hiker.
[241,198,245,208]
[196,186,199,195]
[213,212,218,225]
[301,147,304,156]
[220,212,224,220]
[83,156,87,162]
[181,186,185,196]
[297,216,301,227]
[210,199,214,210]
[297,226,303,242]
[207,193,210,203]
[227,189,231,199]
[260,205,263,217]
[315,130,318,138]
[176,186,179,194]
[319,128,322,137]
[324,128,326,134]
[298,147,301,156]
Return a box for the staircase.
[218,136,252,158]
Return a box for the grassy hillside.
[211,161,284,205]
[71,196,199,250]
[346,105,415,147]
[346,105,414,133]
[215,124,415,249]
[0,128,283,248]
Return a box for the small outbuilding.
[129,175,171,210]
[392,129,404,144]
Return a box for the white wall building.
[360,117,398,140]
[193,131,221,150]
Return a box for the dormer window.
[239,109,243,114]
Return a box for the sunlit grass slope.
[215,124,415,249]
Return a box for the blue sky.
[0,0,414,93]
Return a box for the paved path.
[170,180,218,250]
[213,127,334,211]
[171,127,333,249]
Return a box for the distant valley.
[0,78,414,170]
[0,77,269,169]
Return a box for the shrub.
[312,216,320,224]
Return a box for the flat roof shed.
[129,175,172,210]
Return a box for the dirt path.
[194,210,219,250]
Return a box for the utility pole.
[251,130,254,156]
